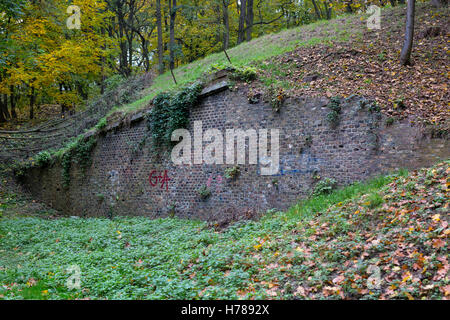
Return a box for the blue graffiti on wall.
[271,153,324,177]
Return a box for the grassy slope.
[108,10,365,117]
[1,161,448,300]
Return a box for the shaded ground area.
[1,161,448,300]
[0,167,59,219]
[0,104,69,131]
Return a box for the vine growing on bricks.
[147,82,203,148]
[326,97,342,128]
[61,137,97,187]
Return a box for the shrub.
[224,166,240,180]
[197,185,211,200]
[95,117,108,132]
[312,178,337,196]
[207,64,257,82]
[385,117,395,126]
[35,151,52,167]
[266,85,286,112]
[326,97,341,128]
[104,74,126,92]
[232,66,258,82]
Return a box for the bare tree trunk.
[100,28,106,94]
[311,0,322,19]
[127,0,136,74]
[0,94,9,123]
[324,1,332,20]
[246,0,254,42]
[169,0,177,70]
[3,94,10,120]
[143,40,150,72]
[117,5,129,77]
[60,83,67,114]
[0,105,5,123]
[29,86,35,120]
[222,0,230,50]
[346,0,353,13]
[127,35,133,73]
[100,57,105,94]
[237,0,247,44]
[400,0,415,66]
[156,0,164,74]
[0,74,9,122]
[10,86,17,119]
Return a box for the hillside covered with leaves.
[0,161,448,299]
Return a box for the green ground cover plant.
[2,162,447,300]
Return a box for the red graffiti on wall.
[206,174,223,193]
[149,170,170,191]
[216,175,223,193]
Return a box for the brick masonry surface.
[22,87,450,222]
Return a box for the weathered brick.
[21,89,450,222]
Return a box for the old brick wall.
[22,87,450,221]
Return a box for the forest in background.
[1,0,437,124]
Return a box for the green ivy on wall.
[147,81,203,148]
[61,136,97,188]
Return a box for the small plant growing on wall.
[326,97,341,128]
[96,193,105,203]
[197,185,211,200]
[232,66,258,82]
[385,117,395,126]
[271,179,279,190]
[94,117,108,133]
[167,202,176,218]
[311,178,337,196]
[224,166,240,180]
[266,85,286,112]
[312,170,321,181]
[35,151,52,167]
[358,98,381,114]
[247,89,262,104]
[368,101,381,113]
